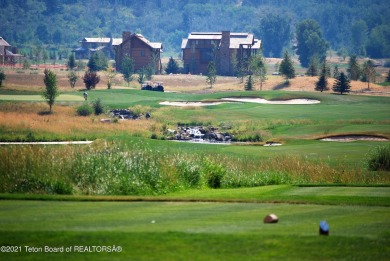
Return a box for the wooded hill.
[1,0,389,58]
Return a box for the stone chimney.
[219,31,231,75]
[122,31,132,42]
[116,31,132,72]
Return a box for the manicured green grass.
[0,196,389,260]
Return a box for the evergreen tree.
[386,71,390,82]
[67,53,76,70]
[165,57,179,74]
[315,61,329,92]
[333,72,351,94]
[121,55,134,86]
[279,51,295,83]
[347,55,361,81]
[244,75,254,91]
[206,61,217,88]
[361,60,376,89]
[306,56,319,76]
[42,69,59,113]
[87,51,108,72]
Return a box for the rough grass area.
[1,142,389,196]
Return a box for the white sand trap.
[320,135,389,142]
[160,101,229,106]
[221,98,320,104]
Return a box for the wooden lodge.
[0,37,23,66]
[181,31,261,75]
[115,31,162,74]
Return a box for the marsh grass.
[1,141,388,195]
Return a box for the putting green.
[0,94,84,101]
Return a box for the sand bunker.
[160,98,320,106]
[221,98,320,104]
[320,135,389,142]
[159,101,230,106]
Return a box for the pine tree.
[347,55,361,81]
[67,53,76,70]
[279,51,295,83]
[306,56,319,76]
[315,60,329,92]
[165,57,179,74]
[42,69,59,113]
[333,72,351,94]
[87,51,108,72]
[386,70,390,82]
[315,75,327,92]
[244,75,254,91]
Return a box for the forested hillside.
[1,0,389,58]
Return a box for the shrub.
[92,98,104,115]
[0,69,6,87]
[165,57,179,74]
[83,70,100,90]
[203,160,226,188]
[67,71,78,88]
[367,144,390,171]
[76,103,93,116]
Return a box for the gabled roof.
[182,32,261,50]
[120,33,162,50]
[0,37,11,47]
[134,34,162,49]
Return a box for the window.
[140,50,145,57]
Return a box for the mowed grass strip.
[1,185,389,206]
[0,200,389,260]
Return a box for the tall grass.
[0,102,156,141]
[1,141,388,196]
[367,144,390,171]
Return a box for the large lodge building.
[181,31,262,75]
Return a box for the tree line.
[1,0,389,59]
